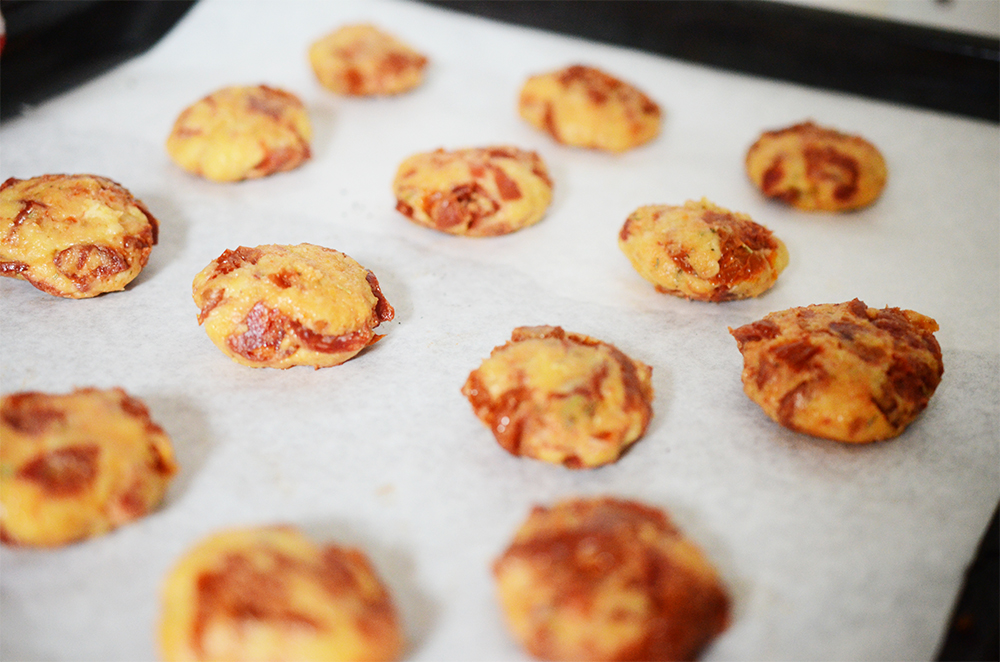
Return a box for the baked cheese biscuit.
[0,174,159,298]
[494,497,731,662]
[393,146,552,236]
[159,525,405,662]
[192,244,394,369]
[518,65,661,153]
[0,388,177,547]
[745,121,887,211]
[166,85,312,182]
[730,299,943,442]
[462,326,653,469]
[619,198,788,302]
[309,24,428,96]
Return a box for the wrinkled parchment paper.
[1,1,998,660]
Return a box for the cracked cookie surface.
[0,174,158,298]
[159,525,405,662]
[309,24,427,96]
[518,65,661,153]
[462,326,653,469]
[393,146,553,236]
[192,243,394,369]
[730,299,943,442]
[494,496,731,661]
[166,85,312,182]
[619,198,788,302]
[745,121,887,211]
[0,387,176,547]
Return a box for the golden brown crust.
[730,299,943,442]
[309,24,428,96]
[619,199,788,301]
[393,146,553,236]
[462,326,653,468]
[192,244,394,369]
[159,526,405,662]
[0,174,158,298]
[745,121,887,211]
[518,65,661,153]
[0,388,177,546]
[166,85,312,182]
[493,497,731,661]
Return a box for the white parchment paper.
[1,1,998,660]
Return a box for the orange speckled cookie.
[0,174,158,298]
[159,525,405,662]
[619,198,788,302]
[166,85,312,182]
[493,496,731,662]
[745,121,887,211]
[192,244,394,369]
[309,24,428,96]
[462,326,653,469]
[0,388,177,547]
[730,299,943,442]
[518,65,661,153]
[393,146,553,237]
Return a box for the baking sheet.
[1,0,998,660]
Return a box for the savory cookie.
[745,121,887,211]
[393,146,553,236]
[159,525,405,662]
[518,64,661,153]
[166,85,312,182]
[0,174,159,298]
[309,23,428,96]
[619,198,789,302]
[462,326,653,469]
[493,496,731,662]
[192,244,394,369]
[0,388,177,547]
[730,299,943,442]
